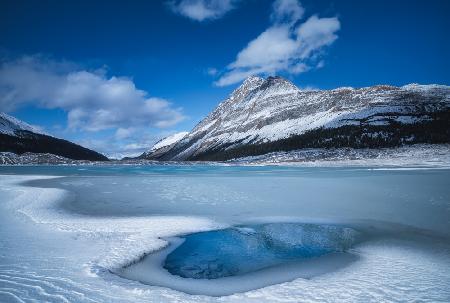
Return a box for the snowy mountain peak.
[0,112,47,137]
[263,75,293,86]
[229,76,265,101]
[230,76,298,100]
[258,76,299,95]
[148,77,450,161]
[242,76,264,87]
[216,76,299,116]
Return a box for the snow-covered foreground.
[0,166,449,302]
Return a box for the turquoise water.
[0,164,388,178]
[164,223,358,279]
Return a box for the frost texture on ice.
[1,176,219,271]
[1,168,450,302]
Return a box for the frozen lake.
[0,165,449,302]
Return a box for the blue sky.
[0,0,449,157]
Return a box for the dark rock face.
[150,77,449,161]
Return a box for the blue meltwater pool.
[164,223,358,279]
[117,222,361,296]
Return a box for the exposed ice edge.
[227,144,450,168]
[118,232,360,297]
[2,175,223,274]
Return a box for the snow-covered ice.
[0,165,450,302]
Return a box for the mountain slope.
[0,112,48,136]
[152,76,450,161]
[139,132,188,160]
[0,113,108,161]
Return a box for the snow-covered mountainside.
[0,112,47,136]
[140,132,188,159]
[150,76,450,161]
[0,112,108,161]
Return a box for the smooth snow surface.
[0,165,450,302]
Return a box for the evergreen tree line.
[190,111,450,161]
[0,131,108,161]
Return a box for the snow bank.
[2,175,220,272]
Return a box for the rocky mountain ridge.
[0,112,108,161]
[143,76,450,161]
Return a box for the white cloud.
[169,0,237,21]
[115,127,136,140]
[296,15,340,59]
[215,0,340,86]
[229,26,298,70]
[214,68,263,87]
[0,55,185,132]
[271,0,304,25]
[78,128,188,159]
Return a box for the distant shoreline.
[1,144,449,168]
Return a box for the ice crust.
[0,167,450,302]
[0,175,220,272]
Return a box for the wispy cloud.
[0,55,185,132]
[168,0,238,21]
[215,0,340,86]
[271,0,304,25]
[206,67,218,76]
